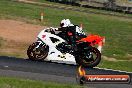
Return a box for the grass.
[0,77,82,88]
[0,0,132,71]
[98,60,132,72]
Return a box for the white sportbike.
[27,27,104,67]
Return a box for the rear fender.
[80,34,105,46]
[80,34,105,53]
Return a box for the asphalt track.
[0,56,131,88]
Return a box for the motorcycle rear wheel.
[76,47,101,67]
[27,42,49,61]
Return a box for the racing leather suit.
[57,25,86,51]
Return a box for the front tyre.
[76,47,101,67]
[27,42,49,61]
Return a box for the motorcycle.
[27,27,105,67]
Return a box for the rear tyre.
[76,47,101,67]
[27,42,49,61]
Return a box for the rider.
[50,19,86,51]
[55,19,86,43]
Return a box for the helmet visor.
[60,23,64,27]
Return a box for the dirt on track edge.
[0,19,44,58]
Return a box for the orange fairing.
[78,66,86,76]
[80,34,104,46]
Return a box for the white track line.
[95,67,132,73]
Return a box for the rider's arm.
[57,27,67,31]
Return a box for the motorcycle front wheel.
[27,42,49,61]
[76,47,101,68]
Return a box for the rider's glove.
[50,27,58,32]
[49,27,54,32]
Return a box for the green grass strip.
[0,77,82,88]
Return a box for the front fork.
[35,41,43,49]
[33,41,44,54]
